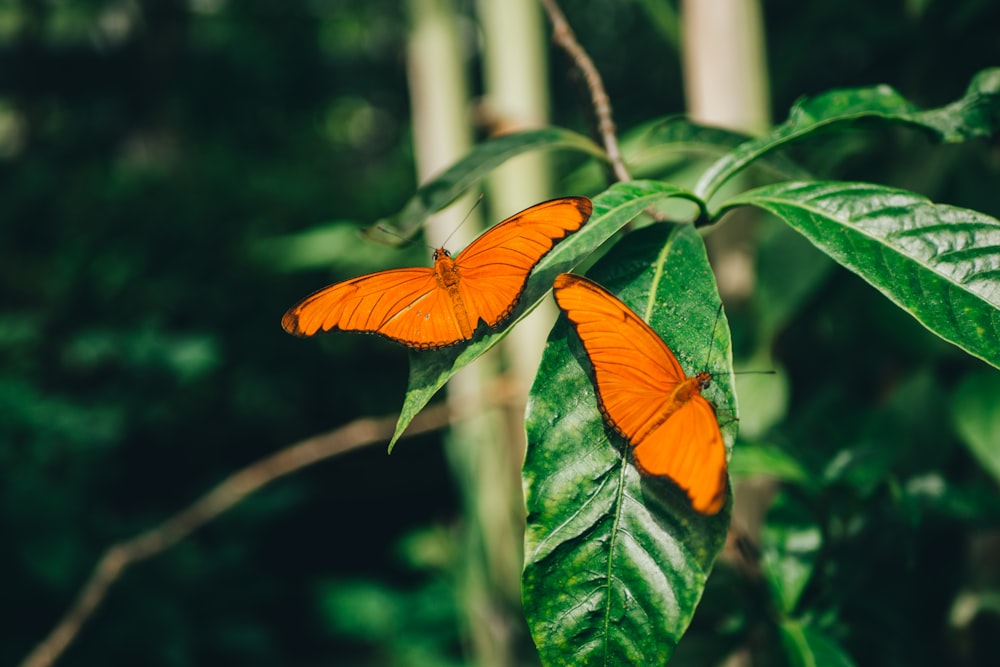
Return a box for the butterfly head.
[695,371,712,392]
[432,248,453,261]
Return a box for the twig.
[540,0,631,183]
[19,399,470,667]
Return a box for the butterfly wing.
[631,395,727,514]
[281,267,469,349]
[553,273,687,440]
[552,273,727,515]
[283,196,590,349]
[453,196,592,329]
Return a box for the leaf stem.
[540,0,631,183]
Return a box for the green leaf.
[522,223,735,666]
[634,117,812,183]
[728,442,813,486]
[365,127,607,244]
[260,219,424,272]
[722,181,1000,369]
[761,492,822,615]
[389,180,704,449]
[696,67,1000,201]
[909,67,1000,142]
[951,370,1000,484]
[779,620,858,667]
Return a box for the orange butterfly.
[552,272,727,515]
[282,197,592,349]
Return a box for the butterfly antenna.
[703,302,726,372]
[440,193,486,249]
[361,220,438,254]
[704,303,776,377]
[363,194,485,253]
[369,223,409,242]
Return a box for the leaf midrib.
[601,457,630,667]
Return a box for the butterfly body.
[552,273,728,515]
[427,248,475,338]
[282,197,592,349]
[623,371,711,440]
[670,372,712,414]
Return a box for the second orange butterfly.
[552,272,728,515]
[282,197,592,349]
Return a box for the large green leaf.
[522,223,735,666]
[388,180,704,449]
[721,181,1000,369]
[696,67,1000,201]
[364,127,607,244]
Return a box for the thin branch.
[540,0,631,183]
[19,381,520,667]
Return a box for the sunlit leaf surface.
[522,224,734,665]
[724,181,1000,368]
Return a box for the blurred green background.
[2,1,999,666]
